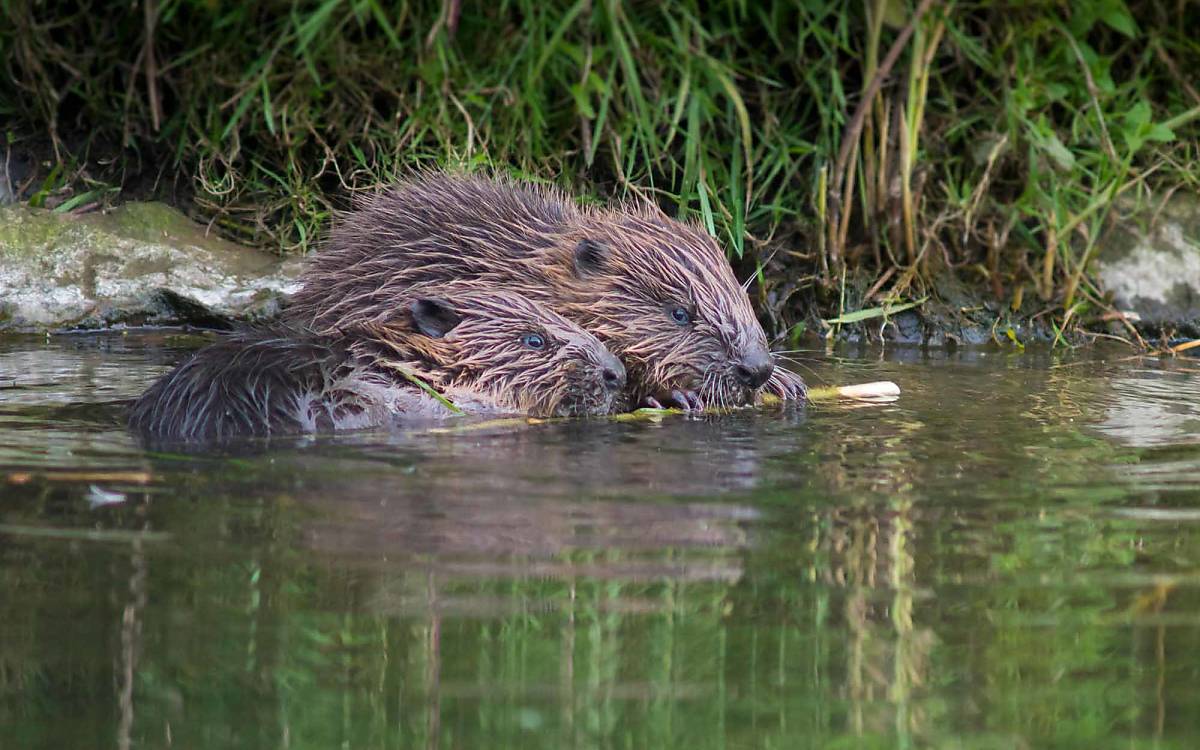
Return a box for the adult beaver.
[129,286,626,440]
[287,173,806,411]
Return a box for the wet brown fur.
[358,283,625,418]
[288,172,806,409]
[129,284,624,440]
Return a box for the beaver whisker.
[770,355,820,381]
[770,354,807,365]
[700,369,719,411]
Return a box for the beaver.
[129,285,626,440]
[286,173,807,411]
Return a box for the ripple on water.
[2,335,1200,749]
[1095,368,1200,447]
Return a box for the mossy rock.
[0,202,301,331]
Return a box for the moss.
[0,206,71,258]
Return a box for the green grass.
[2,0,1198,335]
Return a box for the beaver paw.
[640,391,701,410]
[763,368,808,402]
[670,389,701,410]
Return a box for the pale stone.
[0,202,301,331]
[1095,193,1200,331]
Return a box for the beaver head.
[558,206,774,409]
[290,173,792,410]
[360,285,626,417]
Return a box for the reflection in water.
[1098,370,1200,447]
[2,334,1200,748]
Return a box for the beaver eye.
[669,306,692,326]
[522,333,546,350]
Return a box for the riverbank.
[3,2,1198,347]
[2,195,1196,352]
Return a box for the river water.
[2,332,1199,748]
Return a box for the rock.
[1095,192,1200,335]
[0,202,301,331]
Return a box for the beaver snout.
[600,353,627,392]
[733,348,774,389]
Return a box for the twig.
[827,0,938,275]
[379,362,464,415]
[8,471,155,484]
[1162,339,1200,356]
[425,381,902,434]
[143,0,163,132]
[865,266,897,300]
[1060,26,1118,163]
[809,381,901,402]
[1153,40,1200,106]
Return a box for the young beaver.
[128,286,626,440]
[287,173,806,411]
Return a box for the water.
[2,332,1199,749]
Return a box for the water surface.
[2,333,1199,748]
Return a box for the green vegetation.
[3,1,1198,333]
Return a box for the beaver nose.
[600,354,626,392]
[733,348,774,388]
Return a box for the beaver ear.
[409,298,462,338]
[573,239,607,276]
